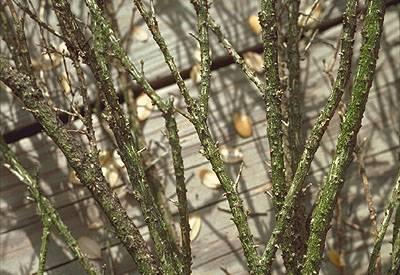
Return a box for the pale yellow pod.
[248,15,262,35]
[189,214,202,241]
[136,93,153,121]
[219,145,243,164]
[190,63,202,85]
[233,112,253,138]
[198,168,221,189]
[243,52,264,73]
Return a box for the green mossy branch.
[259,0,287,211]
[0,63,159,275]
[368,170,400,274]
[302,0,386,273]
[260,0,359,271]
[0,137,98,275]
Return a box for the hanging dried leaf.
[86,204,104,230]
[112,150,125,169]
[243,52,264,73]
[298,3,324,29]
[189,214,202,241]
[248,15,262,35]
[132,26,149,42]
[136,93,153,121]
[77,236,102,259]
[190,63,202,85]
[198,168,221,189]
[60,73,71,93]
[327,249,344,269]
[219,145,243,164]
[233,112,253,138]
[68,169,81,185]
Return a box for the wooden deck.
[1,0,399,274]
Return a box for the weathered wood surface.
[0,1,399,275]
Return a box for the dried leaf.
[198,168,221,189]
[219,145,243,164]
[243,52,264,73]
[248,15,262,35]
[189,214,202,241]
[233,112,253,138]
[190,64,202,85]
[132,26,149,42]
[60,73,71,93]
[327,249,344,269]
[77,236,102,259]
[68,169,81,185]
[298,3,324,29]
[86,204,104,230]
[136,93,153,121]
[112,150,125,169]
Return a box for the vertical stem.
[368,170,400,275]
[259,0,287,211]
[260,0,359,271]
[164,100,192,274]
[38,218,51,275]
[302,0,385,272]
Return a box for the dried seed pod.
[198,168,221,189]
[132,26,149,42]
[136,93,153,121]
[77,236,102,259]
[219,145,243,164]
[298,3,324,29]
[86,204,104,230]
[60,73,71,93]
[233,112,253,138]
[189,214,202,241]
[243,52,264,73]
[248,15,262,35]
[68,169,81,185]
[190,64,202,85]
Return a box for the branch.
[207,17,265,93]
[368,169,400,274]
[0,137,98,275]
[0,62,159,274]
[302,0,386,272]
[260,0,358,270]
[38,217,51,275]
[259,0,286,210]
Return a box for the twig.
[0,62,159,274]
[368,170,400,274]
[0,137,98,275]
[259,0,286,211]
[38,216,51,275]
